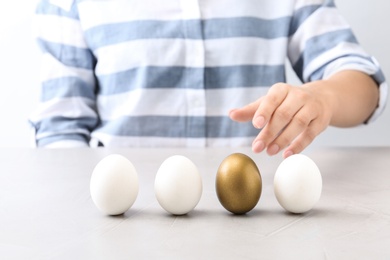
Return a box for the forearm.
[31,1,98,148]
[303,70,379,127]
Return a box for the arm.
[29,0,98,147]
[229,70,379,158]
[230,0,387,158]
[306,70,379,127]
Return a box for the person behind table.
[29,0,387,158]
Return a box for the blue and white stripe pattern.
[30,0,387,148]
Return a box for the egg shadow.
[277,207,331,218]
[222,208,274,218]
[103,212,127,220]
[159,208,215,220]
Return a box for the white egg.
[90,154,139,215]
[155,155,203,215]
[274,154,322,214]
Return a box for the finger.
[252,83,289,129]
[283,118,328,158]
[252,90,306,153]
[229,98,262,122]
[266,106,315,156]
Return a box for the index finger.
[229,98,262,122]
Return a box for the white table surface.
[0,147,389,259]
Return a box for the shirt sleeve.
[288,0,388,123]
[29,0,99,147]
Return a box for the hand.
[229,82,333,158]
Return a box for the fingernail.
[252,140,265,153]
[267,144,279,155]
[253,116,265,129]
[284,150,294,158]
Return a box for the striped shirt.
[29,0,387,148]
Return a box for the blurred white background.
[0,0,41,147]
[0,0,388,148]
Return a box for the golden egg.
[215,153,262,214]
